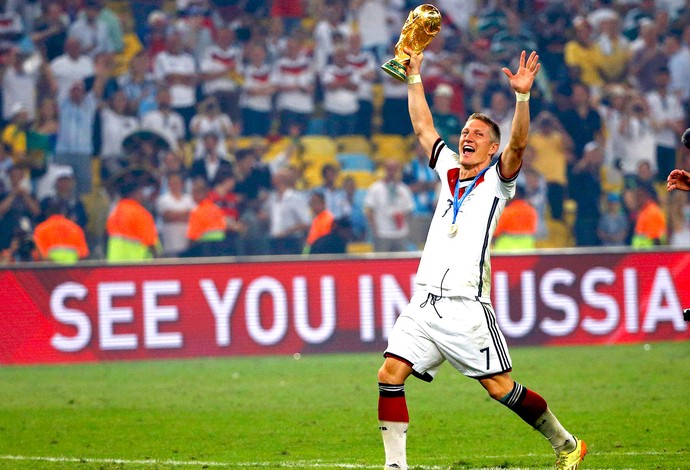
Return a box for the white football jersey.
[415,138,517,301]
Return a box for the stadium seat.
[299,135,338,162]
[335,135,372,155]
[337,153,375,172]
[371,134,413,163]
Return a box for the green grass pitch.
[0,341,688,469]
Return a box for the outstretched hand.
[501,51,540,94]
[667,169,690,192]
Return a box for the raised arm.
[500,51,540,178]
[404,48,440,160]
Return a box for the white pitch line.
[0,451,687,469]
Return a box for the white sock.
[379,420,408,469]
[533,408,575,454]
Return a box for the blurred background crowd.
[0,0,689,263]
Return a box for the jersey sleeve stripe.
[429,138,444,169]
[497,158,521,182]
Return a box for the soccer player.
[376,48,587,470]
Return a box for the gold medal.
[448,224,458,238]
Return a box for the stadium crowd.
[0,0,689,263]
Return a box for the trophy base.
[381,59,407,82]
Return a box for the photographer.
[0,163,40,253]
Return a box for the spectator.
[207,167,244,256]
[99,90,141,179]
[143,10,170,61]
[490,10,538,64]
[364,159,415,252]
[597,192,629,246]
[199,25,243,123]
[403,141,439,247]
[618,93,657,186]
[558,82,603,171]
[493,185,538,252]
[598,84,629,172]
[481,89,513,156]
[141,88,186,152]
[321,40,360,137]
[569,141,604,246]
[463,38,498,114]
[645,67,686,182]
[563,16,604,94]
[529,111,572,221]
[2,47,53,124]
[631,182,666,248]
[309,216,352,255]
[240,42,275,137]
[629,19,667,92]
[0,215,36,263]
[312,1,351,70]
[189,132,233,185]
[272,32,316,136]
[54,77,103,195]
[106,167,161,262]
[67,0,115,57]
[350,0,391,65]
[313,163,351,219]
[173,4,214,61]
[1,103,30,162]
[265,16,287,64]
[234,146,272,256]
[592,9,631,85]
[31,98,59,164]
[130,0,164,44]
[34,199,89,264]
[50,36,94,102]
[342,174,367,242]
[189,97,234,159]
[95,0,124,55]
[0,163,40,252]
[421,34,465,117]
[117,51,158,118]
[265,167,310,255]
[157,150,185,195]
[304,190,334,254]
[153,31,198,136]
[518,165,549,240]
[380,66,413,136]
[431,84,463,151]
[39,165,88,229]
[155,171,194,256]
[181,177,228,258]
[663,31,690,107]
[347,33,377,138]
[31,2,70,62]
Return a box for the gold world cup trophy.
[381,4,442,82]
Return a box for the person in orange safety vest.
[34,200,89,264]
[106,167,161,262]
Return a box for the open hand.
[501,51,540,94]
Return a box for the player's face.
[458,119,498,168]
